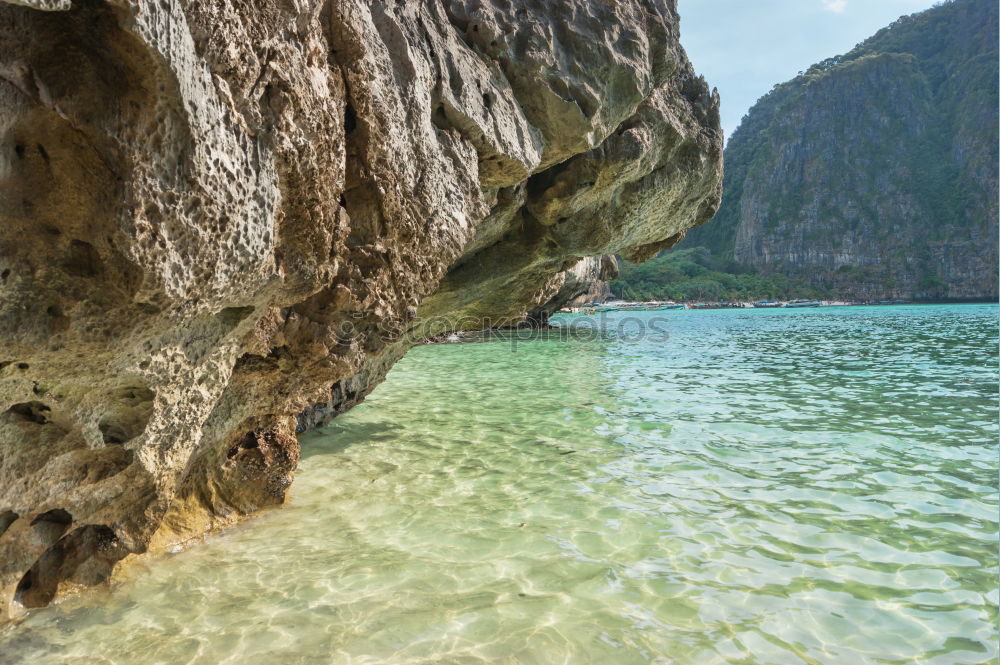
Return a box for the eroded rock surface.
[0,0,721,618]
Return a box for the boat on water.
[688,302,746,309]
[754,301,783,308]
[784,299,822,308]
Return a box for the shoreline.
[559,299,997,313]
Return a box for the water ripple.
[0,304,996,665]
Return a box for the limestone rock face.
[686,0,997,301]
[0,0,721,618]
[528,255,620,322]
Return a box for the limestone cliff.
[686,0,997,301]
[524,254,619,324]
[0,0,721,617]
[560,255,620,308]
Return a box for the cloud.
[822,0,847,12]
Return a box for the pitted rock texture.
[0,0,721,618]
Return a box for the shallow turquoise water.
[1,304,997,665]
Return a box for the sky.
[677,0,944,138]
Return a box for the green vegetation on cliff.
[610,248,824,302]
[671,0,998,301]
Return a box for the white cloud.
[822,0,847,12]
